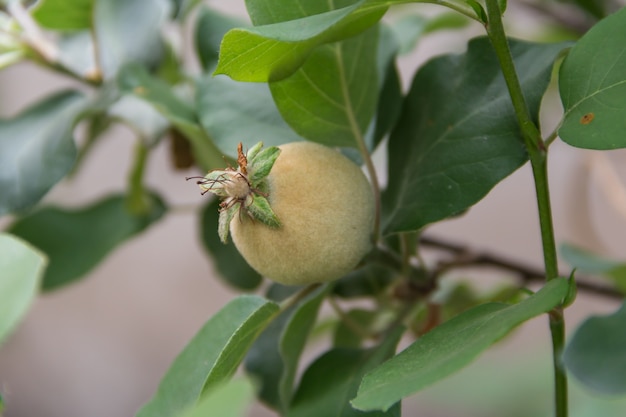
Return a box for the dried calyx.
[188,142,281,243]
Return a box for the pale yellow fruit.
[230,141,375,285]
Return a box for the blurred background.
[1,1,626,416]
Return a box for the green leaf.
[177,378,255,417]
[201,199,263,290]
[269,25,379,148]
[288,328,403,417]
[383,38,567,233]
[333,264,395,298]
[32,0,94,30]
[248,195,281,228]
[215,0,388,83]
[195,7,245,71]
[245,285,327,412]
[118,65,225,170]
[94,0,167,79]
[0,233,46,344]
[0,90,85,215]
[333,309,378,348]
[136,295,279,417]
[563,301,626,395]
[351,278,569,411]
[196,75,302,158]
[558,7,626,149]
[560,243,626,293]
[8,194,166,291]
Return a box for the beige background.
[1,1,626,416]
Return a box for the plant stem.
[484,1,567,416]
[126,140,151,216]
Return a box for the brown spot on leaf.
[580,113,595,125]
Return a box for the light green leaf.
[245,285,327,412]
[94,0,167,79]
[136,295,279,417]
[31,0,94,30]
[0,90,85,215]
[215,0,389,82]
[8,194,166,291]
[118,64,224,170]
[201,198,263,290]
[177,378,255,417]
[248,146,281,186]
[196,75,302,158]
[289,328,403,417]
[352,278,569,411]
[563,301,626,395]
[0,233,46,344]
[558,7,626,149]
[383,38,567,233]
[560,243,626,294]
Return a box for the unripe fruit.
[230,141,374,285]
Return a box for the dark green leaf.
[245,285,327,412]
[196,75,302,158]
[118,64,225,170]
[178,378,255,417]
[9,194,166,291]
[383,38,567,233]
[0,90,85,215]
[32,0,94,30]
[136,295,279,417]
[0,233,46,344]
[269,26,379,148]
[195,7,245,72]
[352,278,569,411]
[558,7,626,149]
[94,0,167,79]
[215,0,388,82]
[563,301,626,395]
[289,328,403,417]
[333,264,395,298]
[200,198,262,290]
[333,309,378,348]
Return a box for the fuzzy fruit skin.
[230,141,375,285]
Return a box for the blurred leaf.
[9,194,166,291]
[200,198,262,290]
[333,264,395,298]
[215,0,388,82]
[558,7,626,149]
[195,7,245,72]
[0,90,85,215]
[245,285,327,412]
[196,75,302,158]
[136,295,279,417]
[352,278,569,411]
[383,38,567,234]
[333,309,378,348]
[94,0,167,79]
[288,328,403,417]
[108,95,169,145]
[168,129,195,169]
[564,301,626,395]
[560,243,626,293]
[57,31,98,80]
[0,233,46,344]
[177,378,255,417]
[32,0,93,30]
[118,64,224,170]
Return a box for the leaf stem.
[484,1,567,416]
[126,140,151,216]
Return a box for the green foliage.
[558,7,626,149]
[177,378,255,417]
[0,90,85,215]
[0,233,46,344]
[563,301,626,395]
[352,278,570,411]
[32,0,93,30]
[136,296,279,417]
[9,194,166,291]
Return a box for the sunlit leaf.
[32,0,94,30]
[383,38,567,233]
[558,7,626,149]
[0,233,46,344]
[352,278,569,411]
[9,194,166,291]
[564,301,626,395]
[137,295,278,417]
[0,90,85,215]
